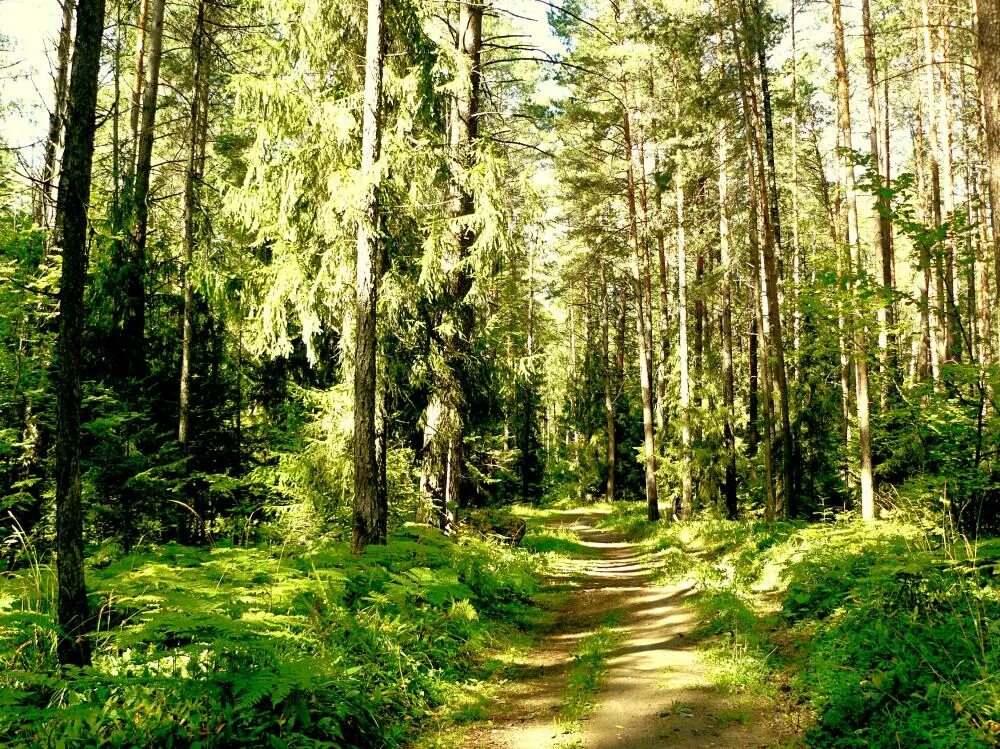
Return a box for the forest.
[0,0,999,745]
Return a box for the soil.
[462,508,801,749]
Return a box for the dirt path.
[464,508,797,749]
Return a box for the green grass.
[560,612,626,723]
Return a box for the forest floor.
[457,507,801,749]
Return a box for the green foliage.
[0,526,540,747]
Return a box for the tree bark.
[38,0,76,230]
[601,261,616,502]
[979,0,1000,310]
[179,0,211,452]
[861,0,896,394]
[420,0,481,531]
[124,0,166,381]
[833,0,876,521]
[352,0,387,552]
[54,0,106,668]
[128,0,149,180]
[675,113,693,519]
[718,118,737,519]
[622,77,660,522]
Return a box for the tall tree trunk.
[179,0,211,452]
[861,0,896,396]
[718,119,738,519]
[833,0,876,521]
[54,0,105,668]
[38,0,75,230]
[733,0,794,515]
[935,15,961,362]
[914,72,933,381]
[622,78,660,522]
[601,261,616,502]
[676,155,693,519]
[352,0,387,552]
[420,0,481,531]
[974,0,995,367]
[124,0,166,381]
[128,0,149,180]
[979,0,1000,305]
[920,0,947,381]
[790,2,802,375]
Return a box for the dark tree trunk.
[352,0,387,552]
[38,0,75,230]
[179,0,211,452]
[53,0,106,668]
[123,0,166,381]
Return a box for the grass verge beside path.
[598,502,1000,748]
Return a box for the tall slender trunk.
[935,15,961,361]
[125,0,166,381]
[676,147,693,520]
[352,0,387,552]
[734,0,794,515]
[861,0,896,396]
[973,0,995,367]
[833,0,876,520]
[921,0,947,380]
[672,71,693,519]
[718,119,737,519]
[38,0,75,230]
[420,0,481,531]
[914,69,933,381]
[790,3,802,373]
[979,0,1000,310]
[128,0,149,180]
[622,78,660,522]
[601,261,616,502]
[179,0,211,452]
[54,0,106,668]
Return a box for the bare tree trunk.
[601,261,617,502]
[622,81,660,522]
[128,0,149,179]
[734,0,794,515]
[54,0,105,668]
[833,0,876,521]
[421,0,481,531]
[914,71,933,381]
[179,0,211,452]
[352,0,387,552]
[920,0,947,381]
[979,0,1000,311]
[718,119,737,519]
[125,0,166,381]
[676,152,693,520]
[790,3,802,373]
[38,0,75,230]
[861,0,896,397]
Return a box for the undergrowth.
[600,502,1000,748]
[0,524,540,747]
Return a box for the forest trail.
[464,508,797,749]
